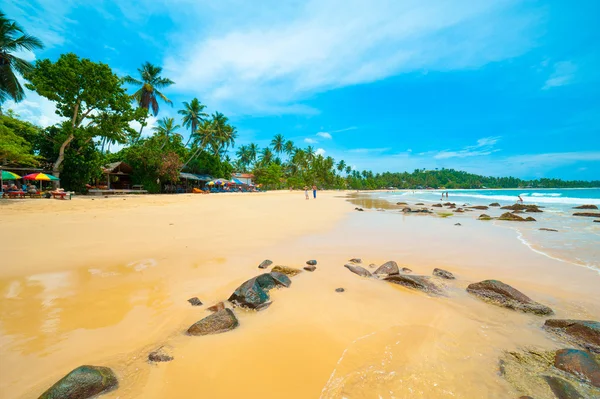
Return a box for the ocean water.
[373,188,600,273]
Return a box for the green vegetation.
[1,12,598,193]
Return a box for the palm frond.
[154,89,173,106]
[122,75,142,85]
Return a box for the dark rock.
[544,320,600,354]
[433,268,455,279]
[258,259,273,269]
[355,207,364,211]
[344,264,372,277]
[385,275,444,295]
[415,203,424,205]
[448,204,456,209]
[348,258,362,263]
[374,261,399,276]
[499,212,535,222]
[443,202,455,206]
[148,347,173,363]
[466,280,553,315]
[454,223,462,226]
[188,297,203,306]
[501,204,543,212]
[396,202,408,205]
[432,204,443,207]
[543,376,584,399]
[304,265,316,272]
[573,212,600,218]
[306,260,317,266]
[368,263,377,268]
[335,288,345,293]
[187,308,239,335]
[595,220,600,223]
[228,272,291,309]
[270,271,292,287]
[540,228,558,232]
[401,207,411,213]
[489,202,501,207]
[525,216,536,222]
[478,214,492,220]
[574,205,598,210]
[554,349,600,388]
[401,267,412,273]
[454,208,465,213]
[207,302,225,312]
[39,365,118,399]
[512,210,524,214]
[469,205,489,210]
[271,265,302,276]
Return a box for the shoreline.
[1,191,599,398]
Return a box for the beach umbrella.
[231,177,244,185]
[215,179,228,186]
[22,172,60,192]
[207,181,215,186]
[1,170,21,192]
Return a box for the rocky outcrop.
[207,302,225,313]
[466,280,553,315]
[540,228,558,232]
[228,272,291,309]
[187,308,239,335]
[39,365,118,399]
[402,207,432,214]
[544,320,600,354]
[433,268,455,279]
[258,259,273,269]
[271,266,302,276]
[573,212,600,218]
[554,349,600,388]
[432,204,443,207]
[344,264,372,277]
[498,212,536,222]
[489,202,501,207]
[544,376,585,399]
[187,297,202,306]
[501,204,543,212]
[148,347,173,363]
[306,260,317,266]
[304,265,316,272]
[373,261,399,276]
[478,214,492,220]
[469,205,489,210]
[574,205,598,210]
[385,275,444,295]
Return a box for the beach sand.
[1,192,599,398]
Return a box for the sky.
[3,0,600,180]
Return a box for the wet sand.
[1,192,599,398]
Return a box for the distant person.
[518,195,524,204]
[304,186,309,200]
[312,185,317,199]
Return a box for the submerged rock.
[554,349,600,388]
[544,376,584,399]
[188,297,202,306]
[466,280,553,315]
[228,272,291,309]
[188,308,239,335]
[271,265,302,276]
[344,264,372,277]
[384,274,444,295]
[540,228,559,232]
[433,268,455,279]
[258,259,273,269]
[454,223,462,226]
[207,302,225,313]
[415,202,424,205]
[148,347,173,363]
[574,205,598,210]
[501,204,543,212]
[348,258,362,263]
[499,212,536,222]
[489,202,501,207]
[573,212,600,218]
[454,208,465,213]
[544,319,600,354]
[432,204,443,207]
[396,202,407,205]
[39,365,118,399]
[525,216,537,222]
[373,261,399,276]
[306,260,317,266]
[469,205,489,210]
[355,207,364,212]
[304,265,316,272]
[335,288,345,293]
[478,214,492,220]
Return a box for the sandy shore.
[1,192,599,398]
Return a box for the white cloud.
[165,0,539,114]
[331,126,358,133]
[316,132,332,139]
[542,61,577,90]
[304,138,318,144]
[315,148,326,156]
[433,136,501,159]
[130,115,158,138]
[3,89,62,127]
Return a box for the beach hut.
[102,161,133,190]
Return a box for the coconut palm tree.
[123,62,174,136]
[178,98,208,147]
[305,146,316,163]
[0,12,44,106]
[345,166,352,175]
[153,117,181,149]
[208,112,237,158]
[260,147,273,165]
[248,143,259,166]
[337,160,346,174]
[271,134,285,155]
[284,140,295,156]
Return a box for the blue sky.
[4,0,600,180]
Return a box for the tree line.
[1,11,598,192]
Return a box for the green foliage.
[0,123,38,165]
[254,163,283,189]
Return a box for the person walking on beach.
[304,186,309,200]
[312,185,317,199]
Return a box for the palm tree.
[305,146,316,163]
[248,143,259,166]
[123,62,174,136]
[284,140,295,156]
[0,12,44,106]
[208,112,237,158]
[260,147,273,165]
[178,98,208,147]
[271,134,285,155]
[345,166,352,175]
[153,117,181,149]
[337,160,346,174]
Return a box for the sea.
[373,188,600,274]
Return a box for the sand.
[1,191,599,398]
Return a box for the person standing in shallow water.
[312,185,317,199]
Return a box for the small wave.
[528,193,561,197]
[442,193,599,205]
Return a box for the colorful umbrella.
[215,179,228,186]
[207,181,215,186]
[1,170,21,180]
[22,173,60,181]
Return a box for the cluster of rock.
[501,204,544,213]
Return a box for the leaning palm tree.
[178,98,208,147]
[271,134,285,155]
[153,117,181,149]
[123,62,174,136]
[0,12,44,106]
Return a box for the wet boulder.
[335,288,345,293]
[255,272,290,290]
[228,277,270,309]
[574,205,598,210]
[478,214,492,220]
[501,204,543,212]
[544,319,600,354]
[271,265,302,276]
[432,203,443,207]
[187,309,239,335]
[385,274,444,295]
[258,259,273,269]
[396,202,407,205]
[499,212,535,222]
[207,302,226,313]
[401,267,412,273]
[489,202,501,207]
[415,203,424,205]
[573,212,600,218]
[344,264,372,277]
[355,207,364,212]
[304,265,316,272]
[525,216,537,222]
[554,349,600,388]
[148,347,173,363]
[544,376,585,399]
[39,365,118,399]
[466,280,553,315]
[469,205,489,210]
[433,268,455,279]
[454,223,461,226]
[454,208,465,213]
[187,297,202,306]
[373,261,399,276]
[306,260,317,266]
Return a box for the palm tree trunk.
[180,147,203,171]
